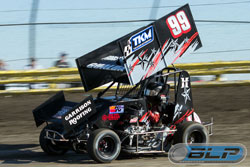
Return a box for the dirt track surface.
[0,86,250,167]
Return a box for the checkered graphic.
[124,44,132,57]
[123,40,132,57]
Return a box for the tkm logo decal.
[130,26,154,52]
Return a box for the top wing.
[76,4,202,91]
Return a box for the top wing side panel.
[119,4,202,85]
[155,4,202,65]
[76,4,202,91]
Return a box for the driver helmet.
[144,82,163,97]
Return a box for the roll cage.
[97,67,183,103]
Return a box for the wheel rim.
[187,131,204,144]
[98,135,116,157]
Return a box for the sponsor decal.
[62,96,96,133]
[109,105,124,114]
[126,26,154,55]
[86,55,124,72]
[86,63,125,72]
[102,113,120,121]
[101,55,120,61]
[64,100,92,125]
[169,143,247,164]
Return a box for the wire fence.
[1,1,250,13]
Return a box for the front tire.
[173,121,209,144]
[39,124,68,155]
[87,128,121,163]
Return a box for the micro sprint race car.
[33,4,213,163]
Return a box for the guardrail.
[0,61,250,95]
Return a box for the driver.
[144,82,168,105]
[144,82,169,124]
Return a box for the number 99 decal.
[166,10,191,38]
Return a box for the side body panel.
[90,97,148,129]
[173,71,194,124]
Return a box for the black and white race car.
[32,4,212,163]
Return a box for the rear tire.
[173,121,209,144]
[39,124,68,155]
[87,128,121,163]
